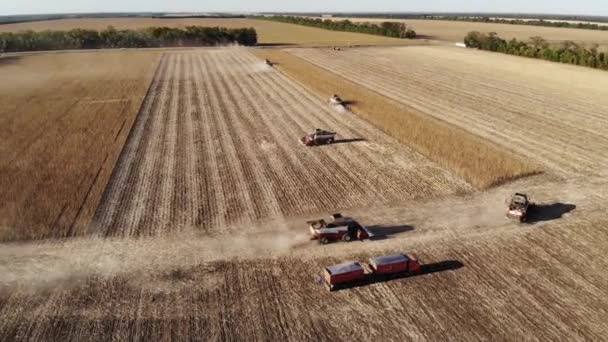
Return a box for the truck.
[507,193,533,222]
[300,128,336,146]
[308,213,373,244]
[322,253,421,291]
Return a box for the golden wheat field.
[0,51,160,241]
[3,17,608,340]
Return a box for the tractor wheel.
[320,237,329,245]
[342,234,352,242]
[327,138,334,144]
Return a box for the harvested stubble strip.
[252,49,540,189]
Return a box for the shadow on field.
[0,56,21,66]
[331,138,367,145]
[257,43,296,47]
[419,260,465,275]
[340,100,358,106]
[526,203,576,224]
[368,224,414,240]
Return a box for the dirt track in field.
[3,174,608,341]
[290,46,608,178]
[92,48,471,237]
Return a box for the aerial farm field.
[92,49,471,237]
[311,17,608,48]
[3,18,608,341]
[290,45,608,178]
[0,51,160,241]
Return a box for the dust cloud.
[0,228,310,291]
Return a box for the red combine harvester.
[507,193,534,222]
[300,128,336,146]
[308,213,373,244]
[322,253,421,291]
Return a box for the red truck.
[322,253,421,291]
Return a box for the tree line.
[258,16,416,39]
[330,14,608,31]
[0,26,258,53]
[464,31,608,70]
[431,16,608,31]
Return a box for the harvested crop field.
[290,45,608,178]
[92,48,471,237]
[0,51,160,241]
[2,175,608,341]
[0,18,411,46]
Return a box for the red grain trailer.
[369,253,421,276]
[323,261,365,291]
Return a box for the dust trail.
[251,61,273,73]
[332,104,347,113]
[0,229,310,291]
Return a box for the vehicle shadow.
[257,43,296,47]
[419,260,464,275]
[331,138,367,145]
[527,203,576,224]
[367,224,414,240]
[0,56,21,66]
[341,100,358,106]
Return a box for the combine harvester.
[329,94,344,106]
[322,253,421,291]
[507,193,534,222]
[308,213,373,244]
[300,128,337,146]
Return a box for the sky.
[2,0,607,16]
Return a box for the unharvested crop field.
[291,45,608,178]
[311,17,608,48]
[0,18,411,46]
[92,48,471,237]
[0,51,160,241]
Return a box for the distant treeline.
[464,31,608,70]
[424,16,608,31]
[325,14,608,31]
[0,26,257,52]
[258,16,417,39]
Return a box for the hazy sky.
[3,0,608,16]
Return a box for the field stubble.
[254,48,539,189]
[290,46,608,178]
[2,174,608,340]
[92,47,471,237]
